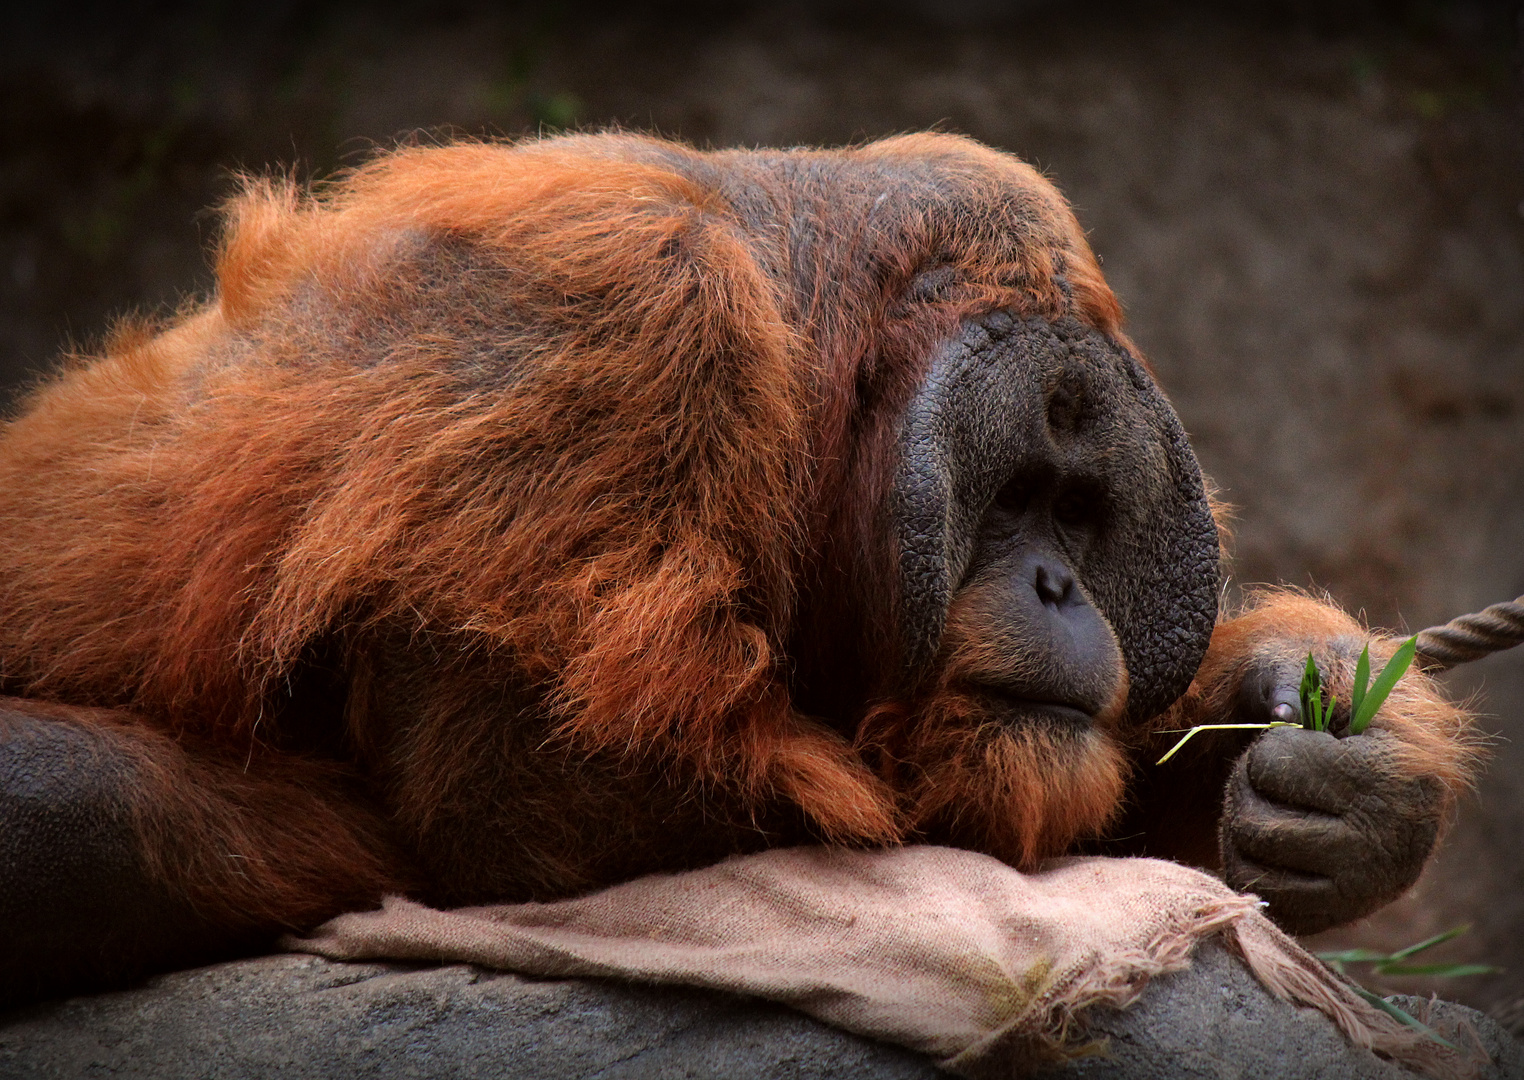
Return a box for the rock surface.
[1032,944,1524,1080]
[2,943,1519,1079]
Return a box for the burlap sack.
[286,846,1462,1077]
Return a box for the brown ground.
[3,0,1522,1020]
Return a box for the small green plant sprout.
[1318,924,1499,1052]
[1346,635,1418,736]
[1155,634,1419,765]
[1317,924,1498,980]
[1298,651,1334,732]
[1350,987,1459,1051]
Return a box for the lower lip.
[974,693,1094,727]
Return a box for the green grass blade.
[1387,924,1471,961]
[1299,652,1321,728]
[1154,722,1299,765]
[1350,635,1417,735]
[1316,949,1392,964]
[1309,687,1332,733]
[1373,963,1499,978]
[1351,987,1459,1051]
[1155,730,1199,766]
[1350,644,1370,728]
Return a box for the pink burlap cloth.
[285,846,1459,1077]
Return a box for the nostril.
[1034,563,1074,608]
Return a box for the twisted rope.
[1415,596,1524,673]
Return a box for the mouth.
[968,688,1095,728]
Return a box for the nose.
[1034,561,1076,609]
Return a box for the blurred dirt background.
[3,0,1522,1023]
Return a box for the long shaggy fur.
[1157,589,1479,798]
[0,133,1475,930]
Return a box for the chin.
[866,689,1130,870]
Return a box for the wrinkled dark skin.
[1219,654,1444,936]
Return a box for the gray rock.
[1033,942,1524,1080]
[0,954,937,1080]
[3,943,1520,1079]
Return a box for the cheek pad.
[891,313,1219,720]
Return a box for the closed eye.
[1054,491,1090,525]
[1054,481,1107,531]
[994,479,1033,514]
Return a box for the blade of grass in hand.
[1299,653,1321,729]
[1350,644,1370,729]
[1350,636,1417,735]
[1154,722,1300,765]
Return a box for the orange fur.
[852,578,1134,868]
[0,135,1110,873]
[0,133,1475,931]
[1122,589,1480,870]
[1163,590,1478,796]
[0,697,406,929]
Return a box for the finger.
[1236,656,1306,724]
[1225,778,1368,873]
[1328,734,1446,818]
[1221,851,1337,908]
[1244,726,1362,814]
[1219,848,1365,936]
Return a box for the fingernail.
[1271,703,1296,723]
